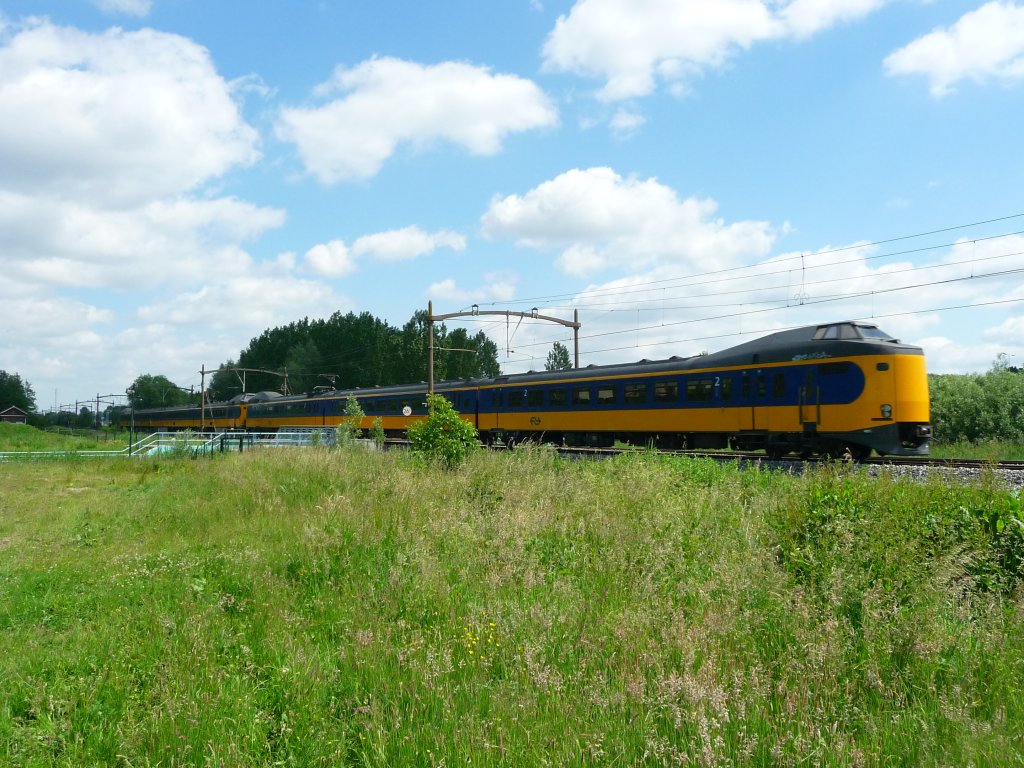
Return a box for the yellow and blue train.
[121,321,932,459]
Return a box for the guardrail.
[0,428,351,461]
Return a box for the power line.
[563,297,1024,361]
[543,245,1024,312]
[464,214,1024,311]
[506,265,1024,351]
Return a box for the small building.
[1,405,28,424]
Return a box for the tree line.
[928,358,1024,443]
[203,309,500,403]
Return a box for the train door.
[751,370,767,430]
[799,368,819,433]
[740,371,754,430]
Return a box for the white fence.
[0,428,365,461]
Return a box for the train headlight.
[881,404,892,419]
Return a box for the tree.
[545,342,572,371]
[929,360,1024,443]
[0,370,36,412]
[127,374,192,409]
[406,393,479,469]
[213,309,501,395]
[207,360,241,402]
[76,406,95,429]
[283,339,324,395]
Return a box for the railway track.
[543,444,1024,473]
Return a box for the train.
[120,320,932,460]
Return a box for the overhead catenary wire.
[496,263,1024,353]
[465,213,1024,311]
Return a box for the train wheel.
[847,444,871,462]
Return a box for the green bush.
[930,362,1024,443]
[335,396,364,446]
[369,416,385,446]
[406,393,478,468]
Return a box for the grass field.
[1,444,1023,766]
[0,423,128,453]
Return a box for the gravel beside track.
[860,461,1024,493]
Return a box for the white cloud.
[984,315,1024,339]
[303,226,467,277]
[0,192,284,289]
[276,57,558,182]
[557,244,608,277]
[353,226,466,261]
[426,278,470,303]
[137,275,345,329]
[543,0,891,101]
[917,335,1020,374]
[779,0,888,39]
[481,167,775,277]
[94,0,152,16]
[303,240,356,278]
[0,19,278,293]
[0,20,260,204]
[426,273,519,304]
[0,296,113,341]
[884,1,1024,96]
[609,107,646,136]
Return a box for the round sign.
[402,405,413,416]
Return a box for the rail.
[0,428,354,461]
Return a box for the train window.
[772,373,786,398]
[686,378,714,402]
[624,383,646,404]
[757,374,766,398]
[819,362,849,376]
[528,390,545,407]
[860,326,896,341]
[597,386,616,405]
[813,323,860,340]
[549,388,567,406]
[653,380,679,403]
[720,378,733,401]
[509,391,525,408]
[494,391,503,407]
[572,387,591,405]
[388,399,398,412]
[741,376,751,398]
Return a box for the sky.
[1,0,1023,412]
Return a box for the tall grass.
[0,422,127,452]
[929,438,1024,461]
[1,448,1021,765]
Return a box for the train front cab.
[793,341,930,459]
[730,324,932,459]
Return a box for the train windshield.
[856,325,897,341]
[813,323,897,341]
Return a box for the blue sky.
[1,0,1023,410]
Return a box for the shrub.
[929,362,1024,443]
[369,416,386,446]
[335,396,365,446]
[406,393,478,469]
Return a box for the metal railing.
[0,428,347,461]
